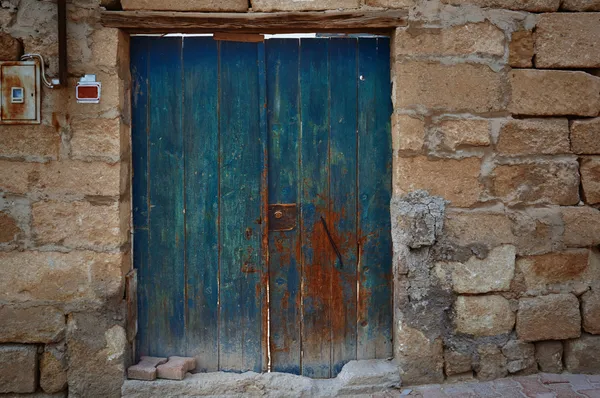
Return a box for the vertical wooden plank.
[300,38,332,379]
[328,38,359,377]
[266,38,302,375]
[133,228,149,357]
[219,40,264,373]
[146,37,186,358]
[357,37,393,359]
[131,36,149,229]
[130,36,150,359]
[182,36,219,372]
[257,41,270,374]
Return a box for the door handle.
[320,216,344,269]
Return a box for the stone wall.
[0,0,599,395]
[390,0,600,386]
[0,0,130,396]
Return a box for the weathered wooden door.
[131,36,392,378]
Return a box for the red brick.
[128,356,167,381]
[156,356,196,380]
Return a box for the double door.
[131,35,392,378]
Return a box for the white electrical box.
[0,61,41,125]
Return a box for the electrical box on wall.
[0,61,41,125]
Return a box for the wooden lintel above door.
[100,10,407,34]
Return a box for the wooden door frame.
[111,11,403,374]
[101,10,407,34]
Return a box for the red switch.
[76,75,101,104]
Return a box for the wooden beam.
[100,10,407,34]
[213,32,264,42]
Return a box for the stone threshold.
[122,359,400,397]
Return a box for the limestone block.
[90,251,127,302]
[564,334,600,373]
[440,0,560,11]
[0,250,123,303]
[476,344,507,381]
[496,118,569,156]
[0,212,20,244]
[0,344,37,393]
[122,0,248,11]
[535,341,563,373]
[444,349,472,376]
[0,160,35,195]
[40,350,67,393]
[0,306,64,343]
[395,324,444,384]
[502,340,535,374]
[581,157,600,205]
[454,295,515,337]
[561,0,600,10]
[516,294,581,342]
[32,200,123,250]
[34,161,121,197]
[571,118,600,155]
[517,250,596,295]
[507,207,564,256]
[561,207,600,247]
[444,210,514,248]
[429,119,490,151]
[0,160,119,198]
[491,160,580,206]
[128,356,168,381]
[443,245,516,294]
[89,29,120,70]
[509,31,533,68]
[582,288,600,335]
[0,32,22,61]
[0,125,60,161]
[509,70,600,117]
[393,114,424,152]
[0,160,119,199]
[0,6,14,29]
[394,22,504,58]
[391,191,445,249]
[335,359,400,388]
[535,13,600,68]
[71,118,121,163]
[445,372,476,383]
[395,156,482,207]
[251,0,359,11]
[395,62,505,113]
[67,313,126,398]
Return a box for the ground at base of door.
[377,373,600,398]
[122,358,401,397]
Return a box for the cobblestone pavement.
[375,374,600,398]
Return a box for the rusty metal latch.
[320,216,344,269]
[268,204,297,231]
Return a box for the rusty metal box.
[0,61,41,124]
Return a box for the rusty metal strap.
[320,216,343,269]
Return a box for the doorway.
[131,35,392,379]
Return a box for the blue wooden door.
[131,36,391,377]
